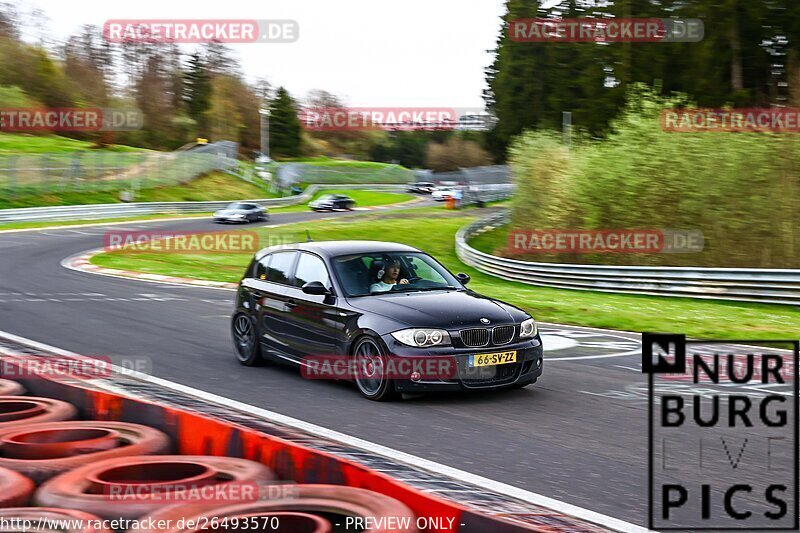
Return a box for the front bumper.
[380,334,544,393]
[213,216,247,223]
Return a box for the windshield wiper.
[391,285,457,293]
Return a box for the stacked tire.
[0,377,420,532]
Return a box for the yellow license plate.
[469,351,517,368]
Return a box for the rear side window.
[255,255,270,280]
[266,252,296,284]
[293,253,330,288]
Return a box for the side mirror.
[456,272,470,285]
[302,281,330,295]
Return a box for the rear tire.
[232,313,261,366]
[352,337,398,401]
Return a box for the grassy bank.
[0,171,275,210]
[90,209,800,340]
[0,133,146,153]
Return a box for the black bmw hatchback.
[231,241,543,400]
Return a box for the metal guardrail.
[0,184,406,223]
[456,211,800,306]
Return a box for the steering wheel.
[406,276,422,283]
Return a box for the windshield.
[227,203,249,210]
[332,251,462,296]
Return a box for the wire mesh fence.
[0,141,238,198]
[275,162,413,189]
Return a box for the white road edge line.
[0,328,649,533]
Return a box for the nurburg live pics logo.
[643,333,799,530]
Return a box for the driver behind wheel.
[369,259,409,293]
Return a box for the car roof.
[255,240,421,260]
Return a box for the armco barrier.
[0,342,631,532]
[456,211,800,305]
[0,184,406,224]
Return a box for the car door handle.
[285,299,297,309]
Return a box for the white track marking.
[548,349,642,362]
[0,328,649,533]
[538,333,579,352]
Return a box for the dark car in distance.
[308,194,356,211]
[407,182,436,194]
[231,241,543,400]
[213,202,268,224]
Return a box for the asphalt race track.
[0,204,777,527]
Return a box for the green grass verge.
[0,133,145,153]
[0,171,276,210]
[271,189,414,213]
[468,223,508,256]
[90,210,800,340]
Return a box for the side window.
[255,255,270,280]
[408,256,446,283]
[294,253,330,288]
[266,252,296,285]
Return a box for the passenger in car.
[369,259,409,293]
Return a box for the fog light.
[410,372,421,382]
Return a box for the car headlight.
[232,213,245,218]
[391,328,451,348]
[519,318,538,338]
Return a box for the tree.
[184,53,212,135]
[425,137,493,172]
[268,87,301,158]
[63,25,113,106]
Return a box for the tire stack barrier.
[0,355,591,531]
[0,421,171,483]
[0,379,24,396]
[35,455,278,520]
[0,376,426,531]
[0,397,76,427]
[0,466,34,507]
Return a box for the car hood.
[215,209,247,216]
[347,290,526,329]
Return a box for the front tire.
[352,337,398,401]
[232,313,261,366]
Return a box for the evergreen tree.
[269,87,301,158]
[184,53,212,136]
